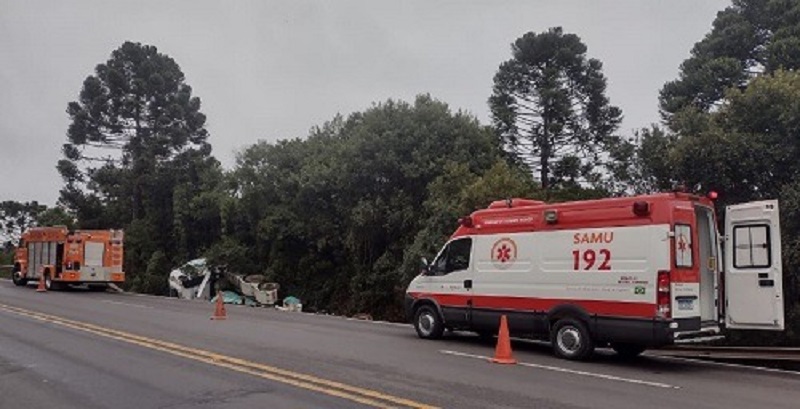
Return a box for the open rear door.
[724,200,784,330]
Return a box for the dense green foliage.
[660,0,800,127]
[217,97,538,318]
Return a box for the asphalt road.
[1,280,799,409]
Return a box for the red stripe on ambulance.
[408,292,656,318]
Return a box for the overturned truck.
[167,258,279,306]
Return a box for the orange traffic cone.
[210,291,227,320]
[491,315,516,364]
[35,274,47,293]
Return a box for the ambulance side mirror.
[420,257,431,275]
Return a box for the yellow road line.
[0,303,438,409]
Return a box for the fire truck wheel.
[44,275,64,291]
[12,270,27,287]
[611,343,646,359]
[413,305,444,340]
[551,318,595,360]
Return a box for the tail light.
[657,270,671,319]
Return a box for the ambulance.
[405,192,784,360]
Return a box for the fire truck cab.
[405,193,784,360]
[12,226,125,290]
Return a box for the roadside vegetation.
[1,0,798,344]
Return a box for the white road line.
[100,300,153,309]
[439,350,680,389]
[651,354,800,376]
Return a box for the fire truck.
[12,226,125,290]
[405,193,784,360]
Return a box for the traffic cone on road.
[491,315,517,364]
[35,275,47,293]
[210,291,227,320]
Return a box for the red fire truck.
[12,226,125,290]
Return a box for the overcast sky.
[1,0,729,206]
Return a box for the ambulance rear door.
[724,200,784,330]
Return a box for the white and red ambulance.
[405,192,785,360]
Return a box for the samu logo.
[491,238,517,269]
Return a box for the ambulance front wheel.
[413,305,444,340]
[551,318,595,360]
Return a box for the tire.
[551,318,595,360]
[413,305,444,340]
[44,274,65,291]
[611,343,646,359]
[11,270,27,287]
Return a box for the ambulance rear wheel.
[551,318,595,360]
[413,305,444,340]
[611,343,646,359]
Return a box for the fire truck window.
[84,242,105,267]
[444,238,472,273]
[733,225,771,269]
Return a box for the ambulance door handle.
[463,279,472,289]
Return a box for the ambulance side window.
[675,224,693,268]
[432,238,472,275]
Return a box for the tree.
[0,201,45,246]
[59,41,209,223]
[660,0,800,128]
[58,41,220,291]
[225,95,504,319]
[607,126,678,194]
[0,201,74,248]
[489,27,623,189]
[661,71,800,204]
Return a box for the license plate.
[677,299,694,311]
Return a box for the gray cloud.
[0,0,729,205]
